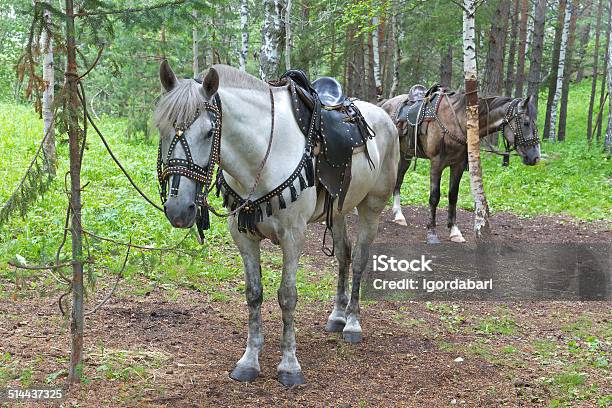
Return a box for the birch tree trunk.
[463,0,490,239]
[588,0,603,142]
[239,0,248,71]
[371,16,383,100]
[41,0,56,175]
[259,0,285,81]
[605,0,612,154]
[527,0,546,111]
[285,0,291,70]
[192,10,199,77]
[514,0,529,98]
[549,1,573,142]
[65,0,85,385]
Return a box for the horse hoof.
[343,331,363,343]
[427,236,441,244]
[450,235,466,243]
[278,371,306,387]
[229,365,259,383]
[393,218,408,226]
[325,319,346,332]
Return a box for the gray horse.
[154,62,399,386]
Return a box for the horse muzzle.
[164,199,197,228]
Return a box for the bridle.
[484,98,540,166]
[157,92,222,242]
[157,84,276,243]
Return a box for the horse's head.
[154,61,220,229]
[501,95,540,166]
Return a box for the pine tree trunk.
[549,1,573,142]
[527,0,546,111]
[65,0,84,385]
[42,0,56,175]
[588,0,603,143]
[597,7,611,142]
[558,0,580,142]
[192,10,199,77]
[285,0,291,70]
[483,0,510,95]
[389,4,403,98]
[575,18,593,83]
[259,0,285,81]
[606,0,612,153]
[504,0,520,96]
[371,16,383,99]
[544,0,568,139]
[440,45,453,87]
[366,34,377,102]
[463,0,490,239]
[239,0,248,71]
[514,0,529,97]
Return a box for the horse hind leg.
[343,196,385,343]
[325,215,351,332]
[228,224,264,383]
[392,155,412,226]
[448,162,466,243]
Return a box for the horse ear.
[160,60,177,92]
[203,68,220,99]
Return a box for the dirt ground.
[1,206,610,407]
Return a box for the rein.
[157,86,276,243]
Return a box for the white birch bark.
[605,0,612,154]
[285,0,291,70]
[41,0,55,174]
[192,10,199,77]
[259,0,285,81]
[371,16,382,99]
[463,0,490,238]
[239,0,249,71]
[549,1,572,141]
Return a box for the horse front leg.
[228,220,264,382]
[277,224,307,386]
[448,162,466,243]
[343,196,384,343]
[427,158,443,244]
[325,215,351,332]
[392,155,412,226]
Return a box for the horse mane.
[154,64,272,137]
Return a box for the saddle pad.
[404,93,442,127]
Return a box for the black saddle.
[279,69,375,211]
[313,77,345,106]
[397,84,443,128]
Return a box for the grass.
[0,104,334,301]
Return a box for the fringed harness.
[157,82,316,243]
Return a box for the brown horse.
[381,88,540,244]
